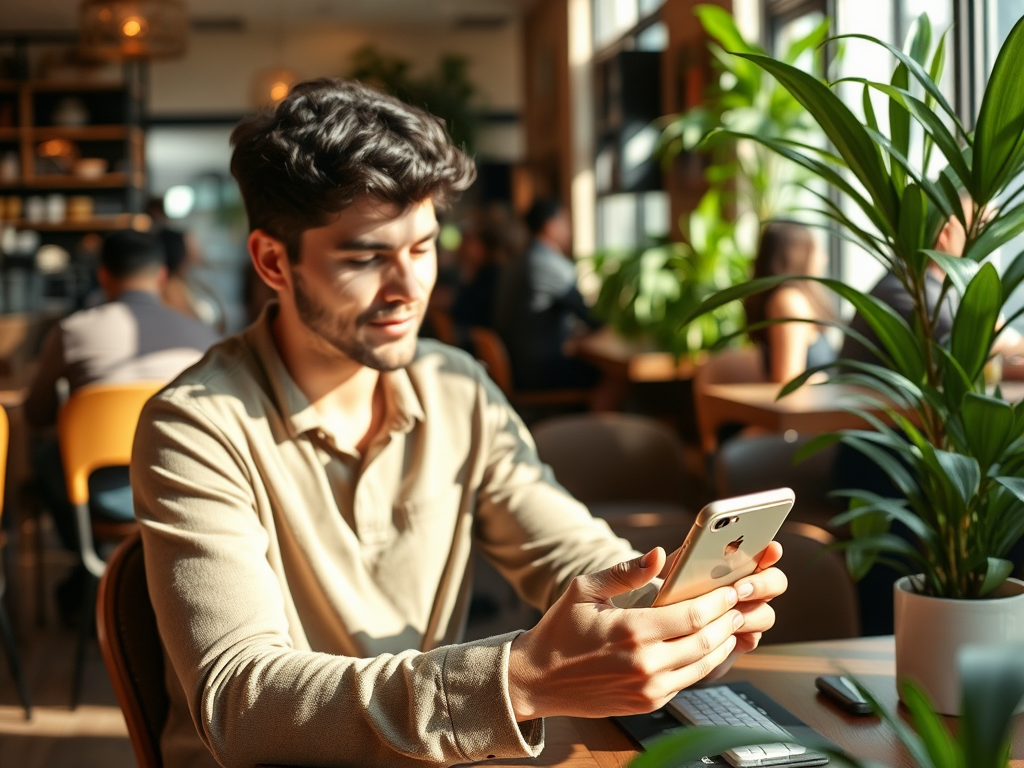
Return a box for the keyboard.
[667,686,829,767]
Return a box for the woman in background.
[744,221,836,383]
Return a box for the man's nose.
[382,253,425,303]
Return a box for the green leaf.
[963,201,1024,263]
[920,250,979,296]
[735,52,899,229]
[999,247,1024,303]
[829,490,939,548]
[783,15,831,67]
[862,84,879,133]
[972,13,1024,203]
[957,644,1024,768]
[949,263,1000,381]
[897,183,925,254]
[932,449,981,506]
[832,33,964,139]
[904,13,932,68]
[898,679,960,768]
[979,557,1014,597]
[961,393,1016,470]
[890,63,910,191]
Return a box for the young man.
[132,79,787,768]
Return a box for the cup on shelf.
[73,158,108,180]
[0,151,19,183]
[5,196,21,221]
[25,196,45,224]
[46,193,67,224]
[67,195,94,222]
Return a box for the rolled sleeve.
[442,632,544,762]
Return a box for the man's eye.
[347,254,378,266]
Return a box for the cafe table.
[571,328,704,383]
[474,636,1024,768]
[699,380,1024,442]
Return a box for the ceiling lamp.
[80,0,187,60]
[251,69,298,108]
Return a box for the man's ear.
[934,219,953,253]
[249,230,292,293]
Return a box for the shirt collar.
[245,301,425,440]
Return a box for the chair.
[714,433,841,530]
[58,380,165,707]
[762,522,860,644]
[97,531,167,768]
[692,347,767,455]
[532,413,693,552]
[0,405,32,718]
[469,327,591,416]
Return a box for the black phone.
[814,675,873,715]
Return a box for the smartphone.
[652,488,795,607]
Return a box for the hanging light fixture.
[250,68,298,108]
[80,0,188,60]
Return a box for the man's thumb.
[574,548,665,603]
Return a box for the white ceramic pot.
[894,575,1024,715]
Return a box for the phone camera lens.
[713,517,730,531]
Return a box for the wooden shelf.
[8,214,134,231]
[0,172,135,189]
[0,128,18,142]
[32,125,134,141]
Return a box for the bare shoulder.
[765,285,815,320]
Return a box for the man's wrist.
[507,630,540,722]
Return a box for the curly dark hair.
[230,78,477,262]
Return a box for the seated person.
[494,198,602,390]
[26,229,219,616]
[450,209,513,341]
[744,221,836,383]
[158,227,227,333]
[131,79,787,768]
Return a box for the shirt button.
[316,430,326,440]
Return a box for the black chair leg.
[71,574,97,710]
[0,601,31,719]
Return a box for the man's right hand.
[506,547,745,721]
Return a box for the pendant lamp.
[80,0,187,60]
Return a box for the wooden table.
[477,636,1024,768]
[572,328,703,383]
[699,380,1024,445]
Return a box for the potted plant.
[590,6,828,358]
[629,643,1024,768]
[679,12,1024,714]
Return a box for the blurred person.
[450,207,515,342]
[130,79,786,768]
[494,198,602,390]
[744,221,836,383]
[25,229,219,620]
[158,227,227,334]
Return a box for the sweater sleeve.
[132,393,543,768]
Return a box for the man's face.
[289,196,439,372]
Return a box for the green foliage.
[590,190,747,356]
[679,13,1024,599]
[590,6,827,355]
[347,46,479,153]
[631,644,1024,768]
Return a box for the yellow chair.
[58,380,164,707]
[0,405,32,718]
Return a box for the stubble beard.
[292,272,420,372]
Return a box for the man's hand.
[507,544,786,721]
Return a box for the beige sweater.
[131,306,645,768]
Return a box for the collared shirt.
[132,303,647,768]
[24,289,219,427]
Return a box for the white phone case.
[652,488,795,607]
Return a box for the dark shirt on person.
[25,289,219,428]
[451,263,501,330]
[494,239,601,390]
[840,270,958,365]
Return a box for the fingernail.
[639,550,653,568]
[726,587,738,605]
[732,611,745,630]
[738,582,754,599]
